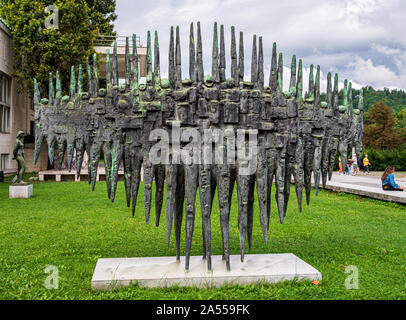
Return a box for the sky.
[114,0,406,91]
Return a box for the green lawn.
[0,175,405,300]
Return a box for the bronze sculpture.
[12,131,26,185]
[33,22,364,271]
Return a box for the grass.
[0,174,405,300]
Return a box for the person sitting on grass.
[381,165,403,191]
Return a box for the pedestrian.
[347,158,353,175]
[352,154,359,176]
[363,154,371,174]
[381,165,403,191]
[338,156,343,175]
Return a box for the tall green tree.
[363,101,404,150]
[86,0,116,36]
[0,0,116,96]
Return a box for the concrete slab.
[9,184,33,199]
[91,253,322,290]
[320,173,406,204]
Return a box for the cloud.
[114,0,406,90]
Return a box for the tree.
[86,0,117,36]
[0,0,116,96]
[363,101,404,150]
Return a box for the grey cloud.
[114,0,406,90]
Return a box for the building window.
[1,154,9,169]
[0,73,11,133]
[0,105,10,133]
[0,74,10,104]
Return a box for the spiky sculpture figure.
[33,22,364,271]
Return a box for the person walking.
[338,156,343,175]
[351,154,359,176]
[363,154,371,174]
[381,166,403,191]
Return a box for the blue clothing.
[382,173,400,189]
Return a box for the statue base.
[9,184,33,199]
[91,253,321,290]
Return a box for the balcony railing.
[94,35,143,47]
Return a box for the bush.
[363,145,406,171]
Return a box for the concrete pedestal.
[91,253,322,290]
[9,184,33,199]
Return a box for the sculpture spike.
[106,49,112,91]
[296,59,303,103]
[102,143,113,200]
[277,52,283,92]
[270,42,277,92]
[326,72,332,106]
[49,73,55,105]
[258,36,264,91]
[175,26,182,89]
[33,78,40,106]
[154,165,165,227]
[184,164,198,271]
[200,164,212,270]
[169,27,175,89]
[131,34,139,89]
[343,79,348,110]
[154,31,161,88]
[70,66,76,100]
[333,73,339,111]
[110,139,124,203]
[314,65,320,107]
[147,31,153,85]
[212,22,219,83]
[92,53,99,96]
[143,155,154,224]
[238,31,244,85]
[251,35,257,86]
[348,81,353,116]
[231,26,238,86]
[123,148,132,208]
[78,65,83,97]
[237,174,251,262]
[256,146,269,244]
[125,37,131,89]
[308,64,314,99]
[113,41,119,86]
[247,178,255,252]
[289,55,297,93]
[47,135,56,166]
[174,166,185,262]
[57,140,66,171]
[165,164,178,246]
[196,22,204,83]
[217,162,232,271]
[189,23,196,83]
[86,58,92,96]
[56,71,61,101]
[219,24,226,82]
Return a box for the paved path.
[321,173,406,204]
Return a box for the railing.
[94,35,143,47]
